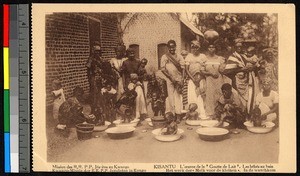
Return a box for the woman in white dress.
[184,40,207,119]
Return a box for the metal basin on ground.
[196,127,229,141]
[105,126,135,139]
[244,121,275,134]
[152,128,184,142]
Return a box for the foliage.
[191,13,278,56]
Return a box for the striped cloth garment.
[182,77,189,109]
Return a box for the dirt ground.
[47,105,279,163]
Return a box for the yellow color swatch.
[4,47,9,89]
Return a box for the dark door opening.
[157,43,168,69]
[89,19,101,54]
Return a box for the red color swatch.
[3,4,9,47]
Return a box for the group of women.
[109,30,279,126]
[53,30,279,130]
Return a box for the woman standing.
[202,43,226,118]
[157,40,184,122]
[223,40,259,114]
[258,49,278,91]
[184,40,207,119]
[110,45,127,99]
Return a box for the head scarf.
[191,40,201,48]
[181,50,189,56]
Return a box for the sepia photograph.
[32,4,296,172]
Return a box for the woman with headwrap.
[184,40,207,119]
[201,30,227,118]
[223,39,260,114]
[258,48,278,91]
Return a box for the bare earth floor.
[49,120,279,163]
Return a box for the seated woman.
[215,83,246,129]
[255,79,278,123]
[57,87,86,129]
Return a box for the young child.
[128,73,147,120]
[138,58,148,81]
[101,84,117,98]
[184,103,199,120]
[255,79,278,123]
[138,58,149,97]
[244,46,260,67]
[149,92,165,116]
[250,105,266,127]
[215,83,246,129]
[51,79,66,120]
[100,83,117,122]
[162,112,178,135]
[181,50,189,60]
[115,89,137,122]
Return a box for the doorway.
[157,43,168,69]
[88,19,101,54]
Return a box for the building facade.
[45,13,119,106]
[122,13,203,70]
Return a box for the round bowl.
[113,119,140,127]
[152,128,184,142]
[199,120,220,127]
[186,119,202,126]
[105,126,135,139]
[151,116,167,129]
[196,127,229,141]
[244,121,275,134]
[75,123,95,140]
[94,121,111,132]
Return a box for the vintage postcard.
[32,3,296,173]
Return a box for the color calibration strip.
[10,4,20,173]
[18,4,30,172]
[4,4,30,173]
[3,4,11,173]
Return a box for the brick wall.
[122,13,182,70]
[46,13,119,106]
